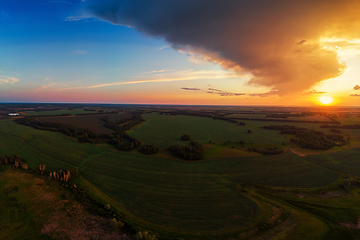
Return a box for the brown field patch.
[38,113,131,135]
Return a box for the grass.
[336,116,360,125]
[0,165,127,240]
[304,148,360,177]
[0,119,107,171]
[239,119,360,136]
[0,119,341,238]
[78,150,338,236]
[128,113,287,148]
[0,166,56,240]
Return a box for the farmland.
[128,113,287,148]
[304,148,360,177]
[227,113,331,122]
[37,113,131,134]
[24,108,99,116]
[2,104,360,239]
[0,118,342,238]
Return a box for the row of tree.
[247,147,283,155]
[262,125,346,150]
[15,117,110,143]
[139,145,159,155]
[102,113,145,151]
[321,124,360,129]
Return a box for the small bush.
[180,135,191,141]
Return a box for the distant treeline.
[233,117,336,124]
[15,113,154,153]
[26,113,72,117]
[169,140,203,160]
[321,124,360,129]
[102,113,144,151]
[76,111,119,116]
[15,117,110,143]
[263,125,346,150]
[248,147,283,155]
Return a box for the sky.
[1,0,360,106]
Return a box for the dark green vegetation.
[168,140,204,160]
[128,113,287,148]
[263,125,346,150]
[2,104,360,239]
[139,144,159,155]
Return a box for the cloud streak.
[181,86,245,97]
[0,76,18,84]
[83,0,360,95]
[181,88,201,91]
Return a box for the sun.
[318,96,334,105]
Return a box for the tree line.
[247,147,283,155]
[102,113,144,151]
[15,117,110,143]
[262,125,346,150]
[321,124,360,129]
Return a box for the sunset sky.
[1,0,360,106]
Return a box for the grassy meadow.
[128,113,287,148]
[304,148,360,177]
[0,119,342,237]
[4,114,360,239]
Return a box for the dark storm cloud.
[354,85,360,90]
[84,0,360,95]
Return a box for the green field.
[304,148,360,177]
[128,113,287,148]
[238,119,360,136]
[0,119,105,170]
[0,119,341,237]
[336,116,360,125]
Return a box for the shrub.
[180,135,191,141]
[139,145,159,155]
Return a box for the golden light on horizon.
[318,96,334,105]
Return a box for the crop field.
[304,148,360,177]
[336,116,360,125]
[0,120,106,170]
[38,113,131,134]
[128,113,287,148]
[0,119,341,237]
[24,108,100,116]
[236,119,360,136]
[79,150,338,233]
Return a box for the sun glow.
[318,96,334,105]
